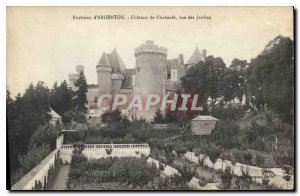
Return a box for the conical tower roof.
[97,52,111,67]
[187,46,204,65]
[110,48,126,74]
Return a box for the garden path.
[51,165,70,190]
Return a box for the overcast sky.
[7,7,293,96]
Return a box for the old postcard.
[7,7,294,191]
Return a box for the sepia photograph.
[6,6,294,191]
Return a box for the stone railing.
[60,143,151,163]
[61,143,149,149]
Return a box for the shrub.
[221,167,233,189]
[28,124,60,150]
[18,143,50,174]
[70,154,87,169]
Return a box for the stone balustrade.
[61,143,149,149]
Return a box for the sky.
[7,6,293,96]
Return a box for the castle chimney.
[76,65,84,74]
[202,49,207,59]
[178,54,184,65]
[146,40,154,46]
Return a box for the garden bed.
[67,154,191,190]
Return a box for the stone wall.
[11,148,60,190]
[183,151,294,190]
[145,155,219,190]
[11,135,63,190]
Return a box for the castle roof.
[187,46,204,65]
[166,58,179,70]
[110,48,126,74]
[192,115,218,121]
[48,107,62,119]
[97,49,126,74]
[121,68,136,89]
[97,52,111,67]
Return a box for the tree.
[28,124,60,150]
[50,80,73,122]
[7,82,51,175]
[153,109,164,123]
[181,56,227,109]
[228,58,248,101]
[74,71,88,112]
[247,36,294,122]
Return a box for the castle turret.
[97,52,112,95]
[202,49,207,59]
[186,46,207,69]
[134,40,167,95]
[69,73,79,91]
[134,40,167,120]
[76,65,84,74]
[110,48,125,94]
[69,65,84,91]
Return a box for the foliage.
[7,83,51,173]
[18,143,50,174]
[74,71,88,112]
[73,142,85,154]
[68,156,163,189]
[247,36,294,122]
[50,80,73,122]
[262,178,270,189]
[205,144,221,164]
[255,154,265,167]
[28,124,60,150]
[220,167,233,189]
[177,165,195,183]
[73,112,87,123]
[153,109,164,123]
[211,106,245,121]
[283,175,291,182]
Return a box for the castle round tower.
[96,52,112,95]
[134,40,167,95]
[134,41,167,120]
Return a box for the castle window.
[167,69,171,80]
[171,69,177,81]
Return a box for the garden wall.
[145,156,219,190]
[60,144,151,163]
[183,151,294,190]
[11,135,63,190]
[11,148,60,190]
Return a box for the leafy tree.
[153,109,164,123]
[7,82,51,174]
[101,110,123,124]
[228,58,248,101]
[50,80,73,122]
[181,56,226,108]
[18,143,50,174]
[247,36,294,122]
[28,124,60,150]
[74,71,88,112]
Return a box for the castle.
[69,40,207,120]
